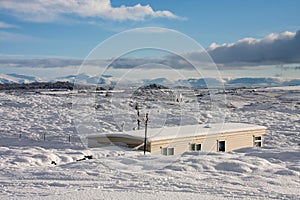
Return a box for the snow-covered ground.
[0,86,299,199]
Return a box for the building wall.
[150,129,266,155]
[87,128,266,155]
[216,130,265,152]
[150,137,195,155]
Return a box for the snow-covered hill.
[1,73,300,89]
[0,73,42,84]
[7,73,42,83]
[54,75,300,88]
[54,73,114,85]
[178,78,224,88]
[0,74,19,84]
[226,77,281,87]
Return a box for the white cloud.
[0,21,19,29]
[0,0,180,22]
[0,31,36,41]
[207,31,300,66]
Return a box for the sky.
[0,0,299,79]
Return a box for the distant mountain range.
[0,73,299,88]
[55,73,114,85]
[0,73,42,84]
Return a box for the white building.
[87,123,267,155]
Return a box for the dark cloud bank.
[208,30,300,66]
[0,30,299,69]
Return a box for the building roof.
[87,123,267,142]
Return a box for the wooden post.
[143,113,149,155]
[135,103,140,130]
[121,122,125,132]
[137,110,140,130]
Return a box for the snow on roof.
[87,123,267,142]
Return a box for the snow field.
[0,87,299,199]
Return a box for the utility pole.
[143,113,149,155]
[135,103,140,130]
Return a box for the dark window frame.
[254,136,262,147]
[161,147,175,156]
[190,143,202,151]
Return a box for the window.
[254,136,262,147]
[168,148,174,155]
[218,141,225,152]
[162,147,168,155]
[190,143,201,151]
[161,147,175,156]
[255,136,261,140]
[196,144,201,151]
[190,143,195,151]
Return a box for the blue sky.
[0,0,299,79]
[0,0,299,58]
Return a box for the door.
[218,141,225,152]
